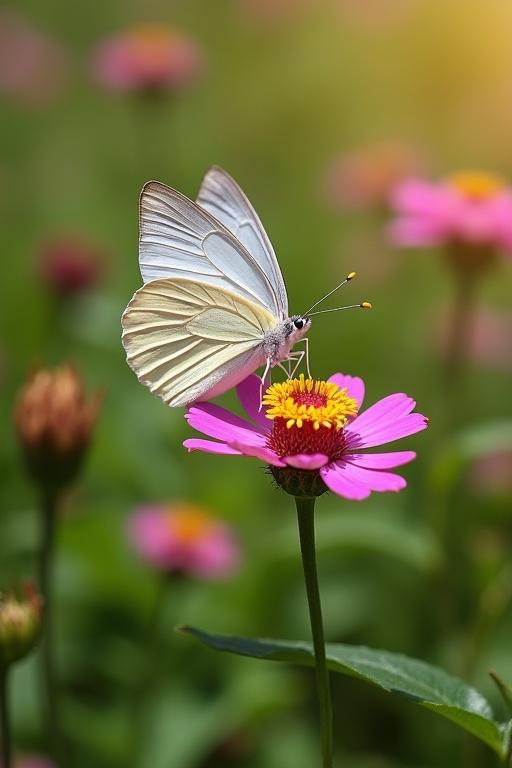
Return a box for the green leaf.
[181,627,507,757]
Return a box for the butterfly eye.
[294,318,304,330]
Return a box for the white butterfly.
[121,167,313,407]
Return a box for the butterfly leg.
[259,357,272,410]
[288,350,305,379]
[303,336,312,378]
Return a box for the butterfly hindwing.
[122,278,278,407]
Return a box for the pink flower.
[129,503,240,579]
[91,24,203,95]
[184,373,428,501]
[389,172,512,260]
[0,10,68,107]
[325,142,425,212]
[38,235,104,297]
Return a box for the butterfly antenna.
[305,271,357,315]
[308,302,372,317]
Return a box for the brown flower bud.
[0,583,42,668]
[14,365,102,491]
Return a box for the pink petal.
[128,509,177,567]
[328,373,365,408]
[334,462,407,493]
[186,402,265,446]
[183,438,242,456]
[236,374,270,430]
[320,464,371,500]
[229,440,286,467]
[347,413,428,449]
[388,217,446,247]
[344,450,416,469]
[390,179,445,215]
[349,393,416,434]
[284,453,329,470]
[185,528,240,580]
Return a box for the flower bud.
[14,365,102,491]
[0,584,42,668]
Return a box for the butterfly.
[122,167,365,407]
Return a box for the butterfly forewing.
[122,278,278,407]
[197,166,288,319]
[139,181,284,318]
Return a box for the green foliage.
[183,626,508,756]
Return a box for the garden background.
[1,1,511,766]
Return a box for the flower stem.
[295,496,334,768]
[0,667,12,768]
[39,489,63,763]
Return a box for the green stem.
[39,489,63,763]
[0,667,11,768]
[295,497,334,768]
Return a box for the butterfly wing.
[139,180,283,318]
[122,278,278,407]
[197,166,288,319]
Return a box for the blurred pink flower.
[0,10,68,106]
[325,142,425,212]
[389,172,512,259]
[184,373,427,501]
[91,24,203,95]
[129,503,240,579]
[38,235,104,297]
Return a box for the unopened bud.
[14,365,102,491]
[0,583,42,668]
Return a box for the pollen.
[448,171,505,201]
[263,374,358,431]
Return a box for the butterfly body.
[122,167,311,407]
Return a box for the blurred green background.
[1,0,511,766]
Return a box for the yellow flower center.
[448,171,505,201]
[168,506,212,544]
[263,374,358,431]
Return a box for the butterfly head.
[289,314,311,341]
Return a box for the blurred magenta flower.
[325,142,425,212]
[389,171,512,268]
[0,10,68,106]
[129,503,240,579]
[184,373,427,500]
[39,235,103,298]
[91,24,203,95]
